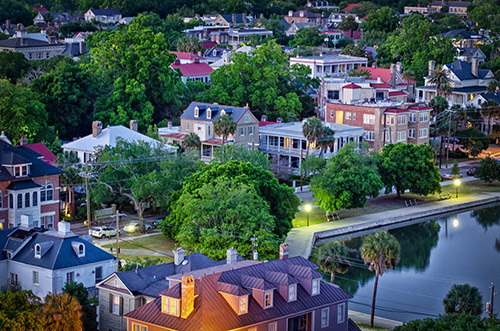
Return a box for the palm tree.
[361,231,401,327]
[443,284,483,316]
[480,100,500,135]
[183,132,201,155]
[214,114,237,146]
[56,152,82,222]
[317,126,335,155]
[428,68,451,97]
[317,241,350,283]
[302,117,324,158]
[41,292,83,331]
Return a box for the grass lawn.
[102,234,175,252]
[118,254,173,264]
[355,322,391,331]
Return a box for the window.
[162,296,171,314]
[78,244,84,256]
[397,131,406,142]
[264,291,273,308]
[132,323,147,331]
[208,125,211,136]
[240,127,245,136]
[383,130,391,142]
[408,129,416,139]
[363,114,375,125]
[186,122,190,130]
[33,192,38,206]
[9,273,18,285]
[419,112,429,122]
[248,126,254,135]
[207,108,212,119]
[321,307,330,328]
[352,112,356,120]
[288,284,297,302]
[345,112,351,120]
[386,116,395,125]
[194,106,199,117]
[409,113,416,122]
[9,194,13,209]
[66,272,74,283]
[330,110,334,118]
[33,271,39,285]
[22,166,27,176]
[419,128,428,138]
[239,296,248,314]
[95,266,103,281]
[312,278,320,295]
[376,91,384,100]
[47,215,54,228]
[112,294,121,315]
[327,90,340,100]
[15,167,20,177]
[35,244,41,258]
[397,115,407,125]
[25,193,30,208]
[17,194,22,208]
[337,303,346,323]
[41,181,53,202]
[170,299,179,315]
[268,322,277,331]
[363,131,375,141]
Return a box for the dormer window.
[288,284,297,302]
[13,165,28,177]
[264,290,273,308]
[239,296,248,314]
[161,296,179,316]
[207,107,212,119]
[72,242,85,258]
[221,109,226,116]
[194,106,199,118]
[78,244,84,257]
[312,278,320,295]
[35,244,41,258]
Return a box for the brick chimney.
[173,247,186,266]
[372,62,377,68]
[19,134,28,146]
[232,13,236,24]
[129,120,138,131]
[261,114,268,121]
[428,60,435,77]
[180,275,195,319]
[226,247,238,264]
[471,58,478,77]
[5,20,10,29]
[79,41,84,55]
[280,243,289,260]
[92,121,103,138]
[390,64,396,88]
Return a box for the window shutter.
[119,296,124,316]
[109,294,113,313]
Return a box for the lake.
[317,203,500,323]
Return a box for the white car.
[90,226,117,238]
[123,222,152,233]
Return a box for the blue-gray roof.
[221,14,249,24]
[181,102,250,123]
[12,231,115,270]
[438,29,484,39]
[445,60,491,80]
[0,229,15,260]
[90,8,122,16]
[479,93,500,103]
[7,180,41,191]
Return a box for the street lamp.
[453,178,461,198]
[452,218,459,228]
[304,204,312,227]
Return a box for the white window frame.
[397,115,407,125]
[288,284,297,302]
[162,296,170,314]
[312,278,320,295]
[170,299,179,316]
[35,244,41,258]
[321,307,330,328]
[397,130,406,142]
[268,322,277,331]
[345,112,351,120]
[386,115,395,125]
[419,128,428,138]
[337,302,346,323]
[264,290,273,308]
[419,112,429,122]
[363,131,375,141]
[408,129,416,139]
[239,296,248,314]
[33,271,39,285]
[330,110,334,118]
[408,113,416,122]
[363,114,375,125]
[66,271,74,284]
[112,294,120,315]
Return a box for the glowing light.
[304,204,312,212]
[452,218,459,228]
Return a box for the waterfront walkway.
[349,310,403,330]
[285,192,500,259]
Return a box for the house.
[403,6,437,15]
[289,54,368,79]
[159,102,259,162]
[209,27,272,47]
[468,93,500,133]
[84,8,122,24]
[0,20,15,35]
[284,10,326,25]
[169,51,207,64]
[320,30,345,46]
[357,64,416,99]
[429,1,471,17]
[62,120,176,164]
[436,29,486,48]
[212,13,252,26]
[259,120,364,169]
[416,60,495,107]
[171,59,213,84]
[125,244,358,331]
[182,25,229,41]
[327,12,362,26]
[118,17,134,25]
[0,136,63,230]
[325,102,431,151]
[203,47,227,64]
[456,47,487,65]
[306,0,340,12]
[22,142,57,165]
[0,24,65,60]
[0,221,116,299]
[285,22,319,37]
[209,45,255,70]
[97,248,256,331]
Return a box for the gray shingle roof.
[220,14,249,24]
[90,8,122,16]
[445,60,491,80]
[438,29,484,39]
[0,229,15,260]
[6,180,41,191]
[181,102,250,123]
[479,93,500,104]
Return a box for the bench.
[439,194,452,200]
[326,211,341,222]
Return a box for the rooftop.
[171,62,213,77]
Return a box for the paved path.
[285,192,500,259]
[349,310,403,330]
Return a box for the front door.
[288,313,309,331]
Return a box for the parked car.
[123,222,153,233]
[467,167,476,176]
[441,173,463,181]
[90,226,117,238]
[151,219,163,229]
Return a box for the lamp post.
[453,178,461,198]
[304,204,312,227]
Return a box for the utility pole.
[115,211,121,271]
[446,110,452,168]
[85,162,91,235]
[439,135,444,169]
[251,235,258,261]
[487,282,496,315]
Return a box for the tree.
[317,241,350,283]
[302,117,323,158]
[62,282,98,331]
[428,68,451,97]
[340,44,365,57]
[290,26,323,47]
[451,160,460,176]
[361,231,401,328]
[0,0,33,26]
[166,160,299,239]
[361,6,399,33]
[212,145,271,169]
[395,313,499,331]
[176,36,202,53]
[0,79,47,143]
[301,155,326,179]
[311,144,383,212]
[456,127,489,157]
[182,132,201,154]
[443,284,483,316]
[480,99,500,135]
[338,16,359,36]
[429,96,449,115]
[56,152,82,222]
[41,293,82,331]
[0,290,42,330]
[0,50,29,83]
[213,114,237,146]
[377,143,442,198]
[475,157,500,183]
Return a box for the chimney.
[390,64,396,88]
[58,221,72,234]
[168,121,172,129]
[79,41,84,55]
[242,13,247,23]
[377,76,382,83]
[129,119,138,131]
[92,121,103,138]
[181,275,195,319]
[471,58,478,77]
[19,134,28,146]
[226,247,238,264]
[261,114,268,121]
[20,215,32,228]
[173,247,186,266]
[232,13,236,24]
[279,243,289,260]
[288,10,293,17]
[372,62,377,68]
[5,20,10,29]
[428,60,435,77]
[396,61,402,74]
[277,117,283,123]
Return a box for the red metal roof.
[202,41,217,49]
[408,105,432,111]
[171,63,213,77]
[160,133,186,140]
[203,138,224,145]
[370,82,392,89]
[343,3,361,11]
[23,143,56,165]
[342,30,361,40]
[343,83,362,89]
[385,108,409,113]
[169,51,205,61]
[259,121,277,127]
[358,67,392,82]
[389,90,407,97]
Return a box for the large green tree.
[302,117,323,158]
[0,50,29,83]
[41,293,82,331]
[377,143,441,197]
[361,6,399,33]
[456,127,489,157]
[56,152,82,222]
[362,231,401,328]
[213,114,237,146]
[443,284,483,316]
[0,290,42,331]
[166,160,299,239]
[290,26,323,47]
[212,145,271,169]
[0,0,33,26]
[475,157,500,183]
[62,282,98,331]
[317,241,350,283]
[311,144,383,212]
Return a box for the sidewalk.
[349,310,403,330]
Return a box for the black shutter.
[109,293,113,313]
[119,296,124,316]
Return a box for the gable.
[98,273,134,295]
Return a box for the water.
[317,203,500,323]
